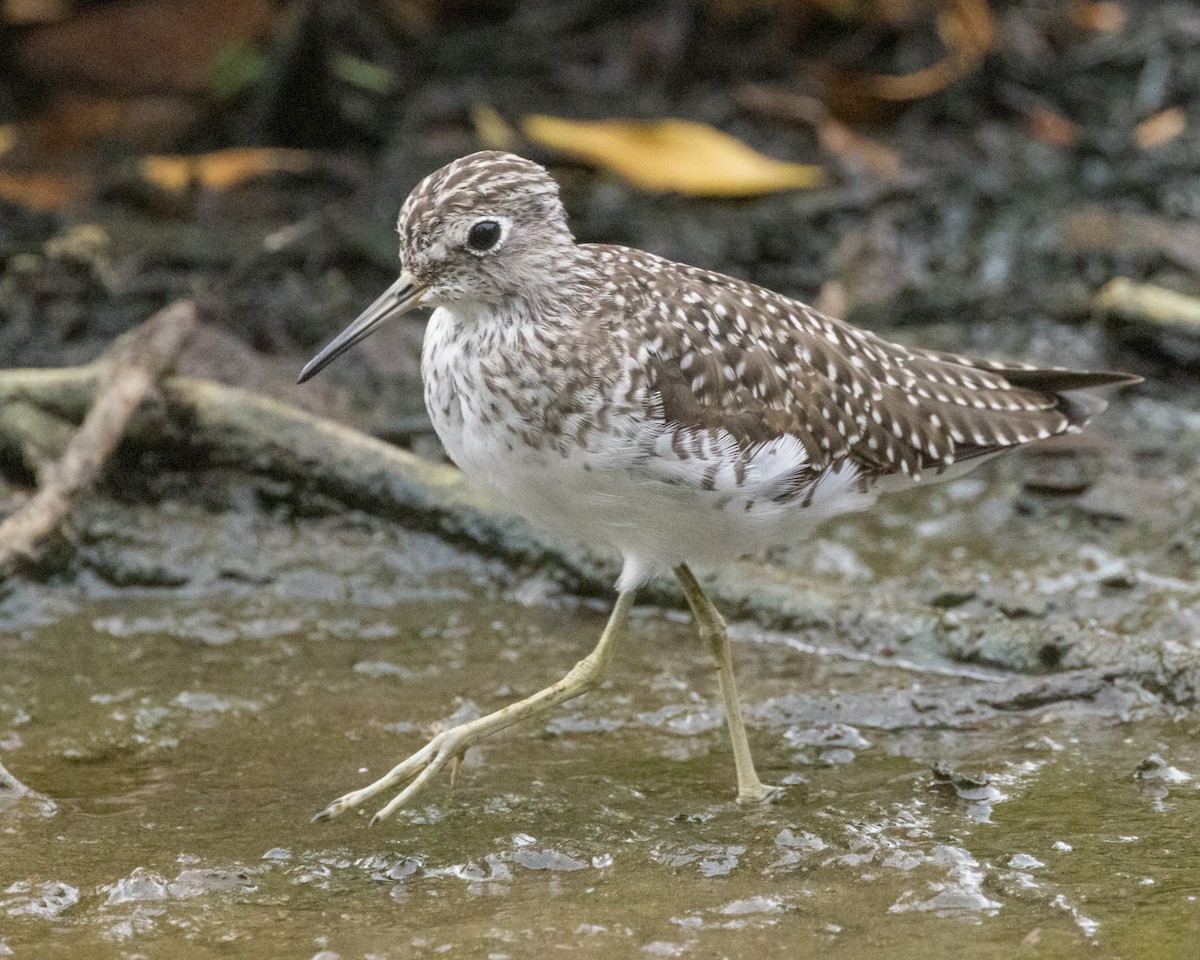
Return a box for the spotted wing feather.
[601,246,1136,487]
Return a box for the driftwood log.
[0,353,879,631]
[0,372,601,577]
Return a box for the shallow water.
[2,496,1198,959]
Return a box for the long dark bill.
[297,272,425,384]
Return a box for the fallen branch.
[1092,278,1200,371]
[0,300,197,576]
[1064,208,1200,274]
[1093,278,1200,329]
[0,364,874,626]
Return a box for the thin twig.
[1094,278,1200,329]
[0,299,197,576]
[735,83,908,183]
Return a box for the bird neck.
[451,245,601,333]
[512,242,602,320]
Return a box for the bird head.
[299,151,576,383]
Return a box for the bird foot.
[736,781,783,804]
[312,724,477,826]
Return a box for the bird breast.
[419,303,880,586]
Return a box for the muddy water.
[1,487,1198,959]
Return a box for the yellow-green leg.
[675,563,779,803]
[315,589,637,825]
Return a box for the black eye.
[467,219,502,252]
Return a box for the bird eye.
[467,219,502,252]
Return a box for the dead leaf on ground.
[1063,207,1200,273]
[0,169,91,211]
[19,96,129,156]
[4,0,68,25]
[734,83,906,181]
[138,147,318,193]
[1135,108,1185,150]
[522,115,823,196]
[14,0,275,95]
[1069,0,1126,33]
[1094,278,1200,331]
[1027,103,1078,147]
[853,0,995,101]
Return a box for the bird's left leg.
[314,588,637,825]
[675,563,779,803]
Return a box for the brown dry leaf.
[0,169,91,210]
[23,96,129,156]
[4,0,69,25]
[1069,0,1125,33]
[139,148,317,193]
[15,0,274,95]
[734,83,906,182]
[0,95,198,164]
[522,116,823,196]
[1135,107,1185,150]
[1027,103,1077,147]
[860,0,995,101]
[1063,207,1200,273]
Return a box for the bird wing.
[607,248,1135,486]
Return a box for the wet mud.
[3,378,1199,959]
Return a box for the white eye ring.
[465,216,510,255]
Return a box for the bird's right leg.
[675,563,779,803]
[314,588,636,826]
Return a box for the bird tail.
[991,369,1142,427]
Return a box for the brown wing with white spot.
[850,339,1138,477]
[607,247,1136,485]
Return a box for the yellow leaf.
[522,115,823,197]
[471,103,521,153]
[139,147,316,193]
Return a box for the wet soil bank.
[1,487,1198,958]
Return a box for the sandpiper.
[299,150,1138,825]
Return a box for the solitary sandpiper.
[299,150,1139,825]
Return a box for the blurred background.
[2,0,1196,442]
